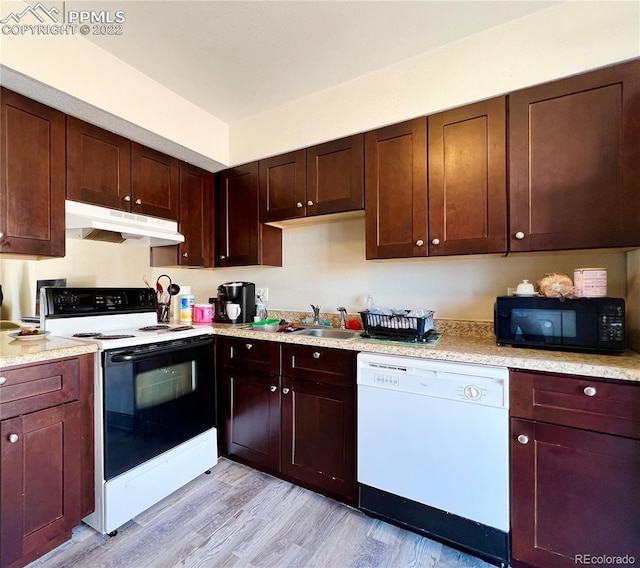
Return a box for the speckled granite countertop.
[0,330,97,369]
[211,323,640,383]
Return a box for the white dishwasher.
[357,353,509,567]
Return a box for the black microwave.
[494,296,625,354]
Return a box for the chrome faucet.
[337,306,347,329]
[311,304,321,326]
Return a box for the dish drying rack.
[359,310,435,342]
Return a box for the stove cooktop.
[61,323,211,349]
[41,287,212,349]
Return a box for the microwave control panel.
[600,303,625,344]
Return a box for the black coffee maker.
[210,281,256,323]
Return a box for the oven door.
[102,334,215,480]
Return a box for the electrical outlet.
[256,287,269,302]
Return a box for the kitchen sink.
[292,328,361,340]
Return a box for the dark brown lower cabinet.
[219,338,357,504]
[1,403,82,568]
[223,368,280,472]
[281,376,356,501]
[510,370,640,568]
[0,355,94,568]
[511,419,640,567]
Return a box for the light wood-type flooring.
[28,458,493,568]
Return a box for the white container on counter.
[172,285,191,321]
[574,268,607,297]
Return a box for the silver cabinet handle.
[245,343,253,350]
[8,434,19,444]
[313,352,321,359]
[219,255,226,260]
[282,388,290,395]
[307,200,314,206]
[0,377,7,386]
[270,385,277,392]
[135,198,142,205]
[431,238,440,245]
[517,435,529,445]
[296,202,303,208]
[0,232,3,239]
[514,231,525,240]
[415,240,424,247]
[123,195,131,202]
[182,252,188,257]
[583,386,597,397]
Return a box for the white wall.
[0,1,229,169]
[230,1,640,163]
[627,249,640,351]
[0,220,628,324]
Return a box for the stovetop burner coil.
[139,325,170,331]
[73,333,136,340]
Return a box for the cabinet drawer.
[220,336,279,374]
[282,345,356,387]
[510,369,640,439]
[0,358,80,420]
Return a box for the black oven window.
[136,361,196,409]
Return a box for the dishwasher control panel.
[359,353,508,408]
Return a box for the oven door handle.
[109,337,213,363]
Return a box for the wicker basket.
[359,310,435,342]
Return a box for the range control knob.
[464,385,482,401]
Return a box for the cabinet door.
[177,162,213,267]
[1,402,82,568]
[215,163,282,267]
[511,418,640,567]
[0,88,65,257]
[221,368,280,473]
[428,97,507,255]
[66,116,131,211]
[365,118,427,259]
[509,59,640,251]
[259,149,306,222]
[306,134,364,216]
[131,142,179,221]
[281,377,357,503]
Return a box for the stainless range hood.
[65,200,185,247]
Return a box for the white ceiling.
[77,0,562,123]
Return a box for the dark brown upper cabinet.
[364,118,427,259]
[258,135,365,223]
[509,58,640,252]
[131,142,180,222]
[428,96,507,256]
[67,120,180,223]
[0,88,65,258]
[215,163,282,267]
[151,162,214,268]
[259,149,307,222]
[306,134,364,216]
[177,162,213,267]
[66,117,131,211]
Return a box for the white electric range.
[41,287,218,535]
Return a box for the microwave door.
[511,310,561,344]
